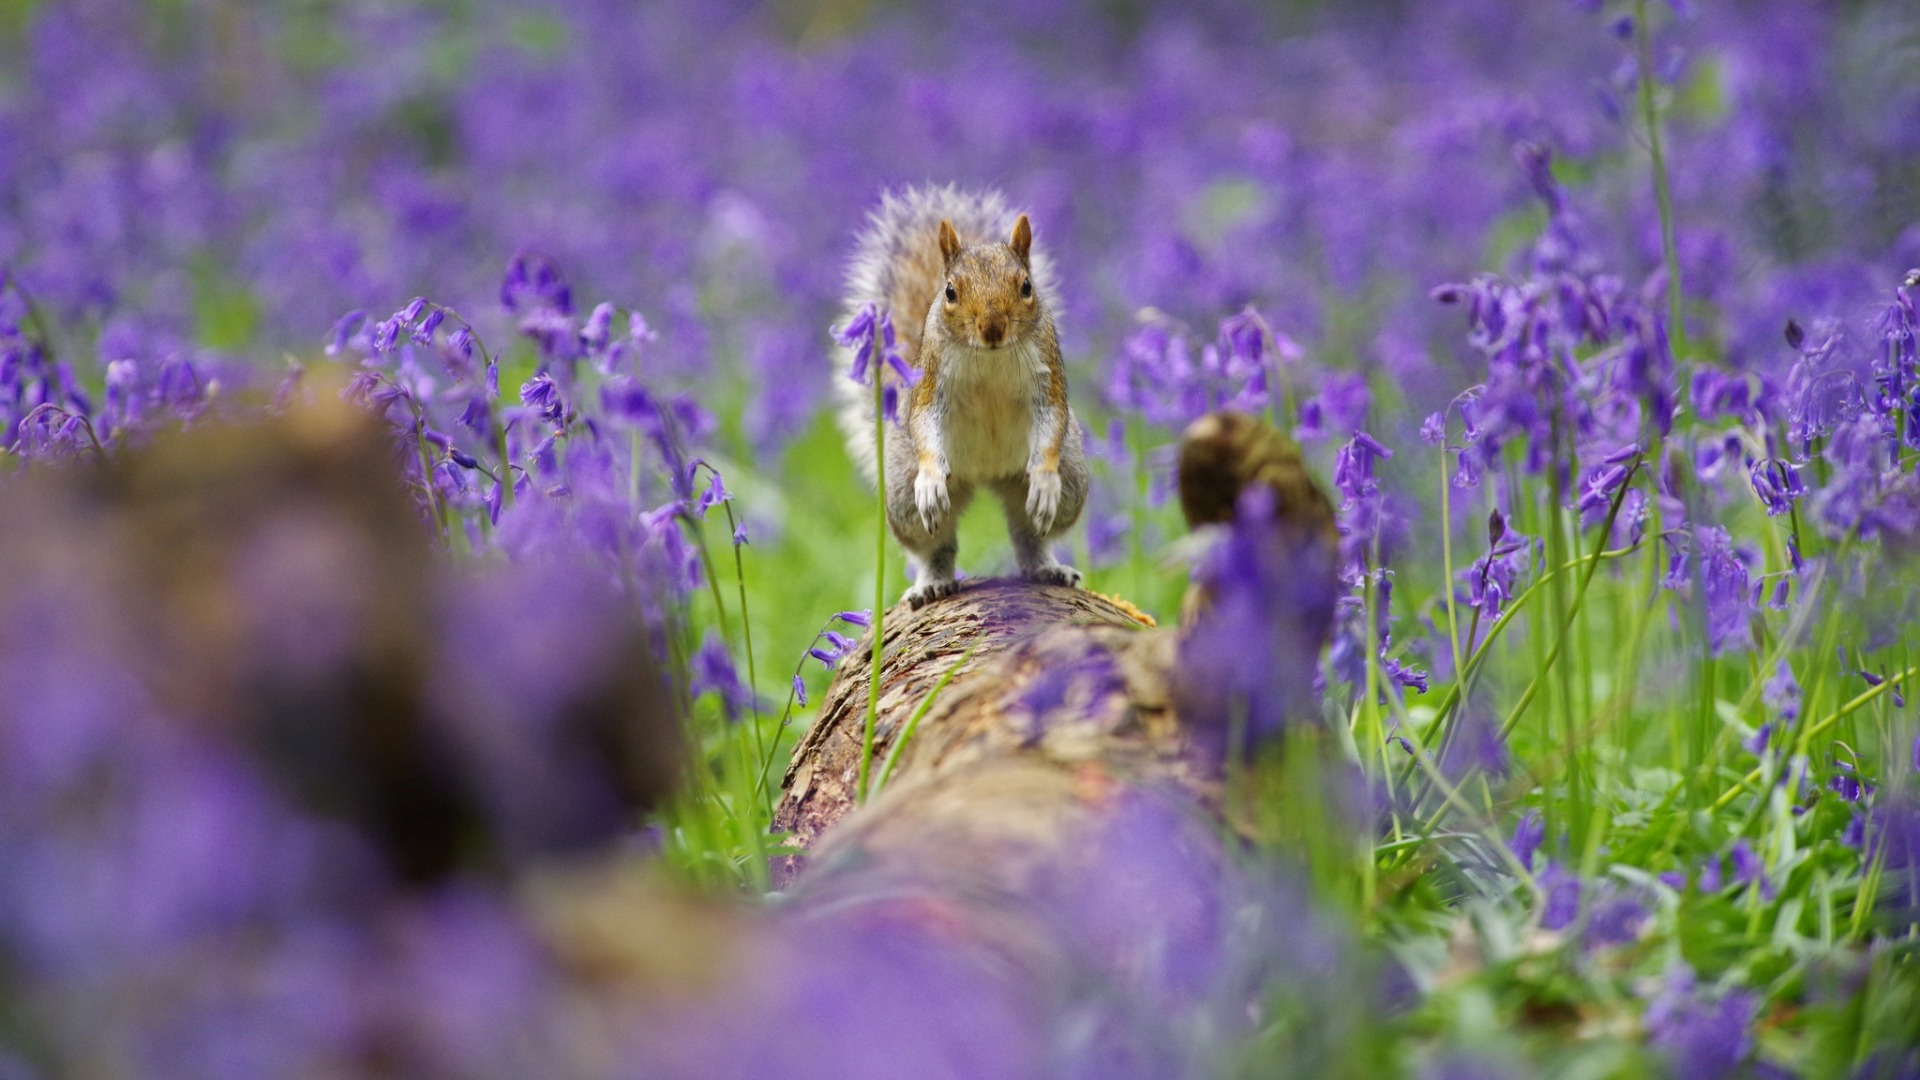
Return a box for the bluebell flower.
[1728,840,1774,899]
[1677,526,1755,656]
[325,310,367,356]
[691,633,749,722]
[1459,512,1532,625]
[500,252,573,317]
[1691,366,1762,423]
[1644,965,1759,1080]
[1539,862,1581,929]
[1296,374,1371,445]
[1829,767,1865,804]
[520,373,564,424]
[1749,459,1806,516]
[1585,891,1649,949]
[1176,486,1341,757]
[412,306,445,345]
[692,464,730,518]
[1510,810,1545,871]
[1575,462,1631,519]
[581,302,615,352]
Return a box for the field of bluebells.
[4,0,1920,1075]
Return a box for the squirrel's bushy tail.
[833,184,1056,485]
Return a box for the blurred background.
[5,0,1916,447]
[4,1,1920,1076]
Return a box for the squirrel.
[836,186,1088,609]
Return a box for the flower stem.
[858,338,887,804]
[723,504,762,723]
[1495,461,1642,744]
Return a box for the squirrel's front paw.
[1025,467,1062,534]
[902,577,964,609]
[914,465,950,531]
[1021,562,1082,589]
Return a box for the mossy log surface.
[772,577,1211,890]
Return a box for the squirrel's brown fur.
[836,186,1087,609]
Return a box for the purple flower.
[325,310,368,356]
[1748,459,1806,516]
[1644,966,1759,1080]
[413,307,445,345]
[1698,856,1724,894]
[1382,654,1429,696]
[1333,430,1392,501]
[1333,430,1393,573]
[1539,862,1581,929]
[1691,366,1759,423]
[834,303,913,424]
[1109,308,1294,433]
[1296,374,1371,445]
[520,373,564,424]
[1510,810,1545,872]
[801,611,869,672]
[1575,462,1631,520]
[580,302,614,352]
[1763,662,1801,728]
[1585,891,1649,949]
[1727,840,1774,899]
[1459,513,1533,625]
[1829,768,1865,803]
[1175,486,1341,756]
[691,633,749,722]
[693,466,730,517]
[1862,795,1920,917]
[499,252,573,317]
[1680,526,1755,656]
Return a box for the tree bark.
[772,578,1212,891]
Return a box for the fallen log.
[728,411,1349,1076]
[772,580,1188,886]
[773,409,1338,893]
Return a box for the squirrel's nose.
[979,316,1007,347]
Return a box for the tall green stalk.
[857,338,887,803]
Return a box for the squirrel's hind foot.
[1020,563,1083,590]
[902,577,965,610]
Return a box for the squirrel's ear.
[938,220,962,265]
[1010,215,1032,263]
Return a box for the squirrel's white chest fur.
[931,339,1044,481]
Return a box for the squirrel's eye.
[1020,277,1032,299]
[945,283,957,303]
